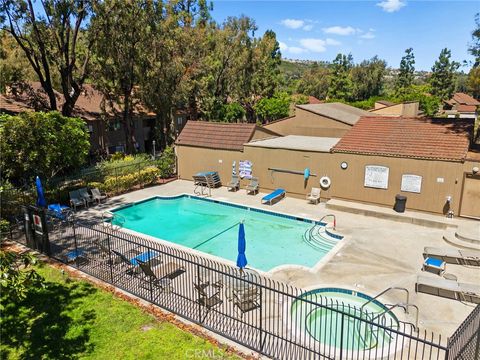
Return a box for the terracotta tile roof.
[452,93,480,106]
[175,121,257,151]
[456,104,477,113]
[332,116,472,162]
[0,94,33,114]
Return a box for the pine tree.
[430,48,460,101]
[395,48,415,96]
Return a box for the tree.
[395,48,415,96]
[350,56,386,101]
[429,48,460,100]
[0,112,90,184]
[90,0,154,154]
[393,84,440,117]
[0,30,35,93]
[219,103,245,122]
[469,13,480,67]
[328,53,353,100]
[1,0,93,116]
[296,62,331,100]
[254,92,290,123]
[467,67,480,99]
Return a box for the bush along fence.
[10,206,480,360]
[1,153,176,222]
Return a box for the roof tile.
[332,116,472,162]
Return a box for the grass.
[0,263,239,360]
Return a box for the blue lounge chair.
[261,188,286,205]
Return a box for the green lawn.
[0,263,239,360]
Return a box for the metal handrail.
[372,303,419,332]
[319,214,336,230]
[102,211,125,230]
[360,287,410,314]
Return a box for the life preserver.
[320,176,331,188]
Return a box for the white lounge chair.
[78,187,95,207]
[91,188,108,204]
[416,275,480,304]
[227,175,240,192]
[245,177,259,195]
[306,187,321,204]
[423,247,480,266]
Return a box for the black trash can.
[394,194,407,213]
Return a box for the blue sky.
[212,1,479,70]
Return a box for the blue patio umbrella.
[35,176,47,208]
[236,222,248,269]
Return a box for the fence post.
[339,313,345,360]
[196,263,202,323]
[106,234,115,284]
[72,220,80,268]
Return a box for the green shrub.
[102,166,159,194]
[156,146,176,178]
[0,219,10,234]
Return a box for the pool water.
[291,288,399,352]
[111,196,341,271]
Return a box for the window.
[177,116,184,126]
[86,124,94,133]
[108,119,121,131]
[108,145,125,154]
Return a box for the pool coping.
[106,193,348,275]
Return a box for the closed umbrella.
[236,221,247,269]
[35,176,47,208]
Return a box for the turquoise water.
[291,289,399,351]
[111,196,337,271]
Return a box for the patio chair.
[261,188,286,205]
[245,177,259,195]
[194,282,223,321]
[111,250,136,274]
[422,257,446,275]
[69,190,86,211]
[306,187,321,205]
[232,286,261,318]
[91,188,108,204]
[78,188,95,207]
[227,175,240,192]
[423,247,480,266]
[138,260,186,294]
[415,275,480,304]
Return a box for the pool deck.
[76,179,479,338]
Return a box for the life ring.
[320,176,331,188]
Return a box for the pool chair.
[69,190,86,211]
[91,188,108,204]
[194,282,223,322]
[227,175,240,192]
[232,286,261,318]
[245,177,259,195]
[415,275,480,304]
[306,187,321,205]
[422,257,446,275]
[261,188,286,205]
[138,260,186,294]
[78,187,95,207]
[423,247,480,266]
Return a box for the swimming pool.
[110,195,342,271]
[290,288,399,352]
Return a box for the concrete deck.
[76,179,479,338]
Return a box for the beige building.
[264,102,373,138]
[177,116,479,218]
[370,100,420,117]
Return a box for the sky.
[211,0,479,70]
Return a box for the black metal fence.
[446,305,480,360]
[10,207,479,360]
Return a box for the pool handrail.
[371,303,419,332]
[102,211,126,231]
[360,287,410,315]
[319,214,336,230]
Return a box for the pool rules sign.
[364,165,389,189]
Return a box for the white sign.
[401,174,422,193]
[364,165,389,189]
[436,177,444,183]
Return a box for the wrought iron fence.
[446,304,480,360]
[12,208,455,360]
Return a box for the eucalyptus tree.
[350,56,387,101]
[1,0,93,116]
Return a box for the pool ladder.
[303,214,339,250]
[102,211,126,231]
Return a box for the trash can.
[394,194,407,213]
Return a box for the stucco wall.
[242,145,468,214]
[264,108,351,137]
[176,146,243,185]
[370,102,419,117]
